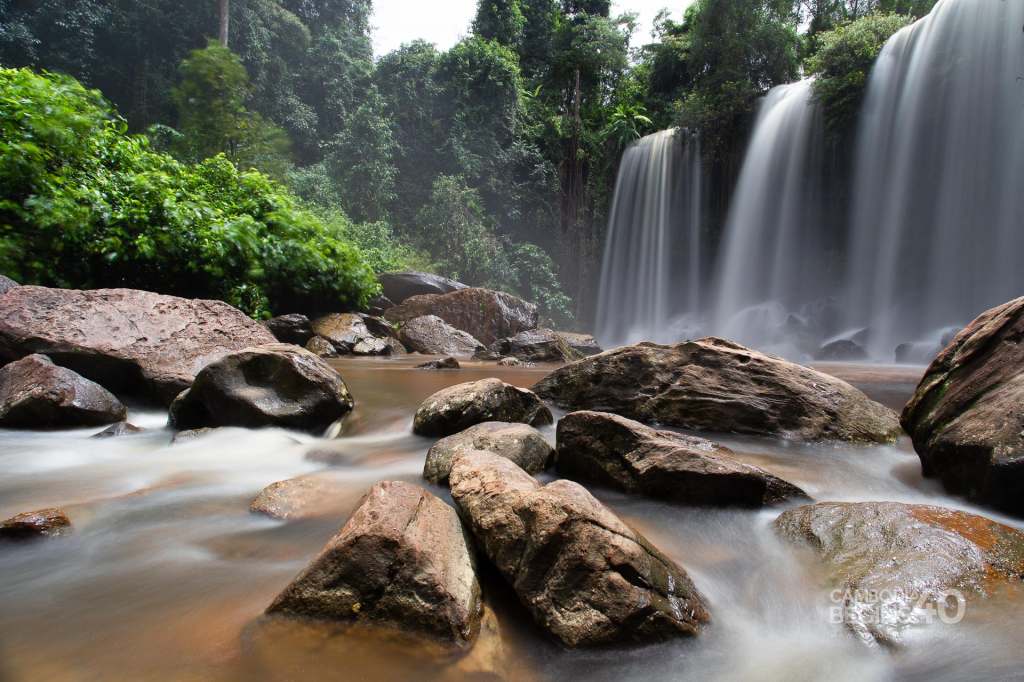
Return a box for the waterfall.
[708,79,829,357]
[845,0,1024,358]
[596,129,703,347]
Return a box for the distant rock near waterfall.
[535,337,900,443]
[902,296,1024,516]
[0,286,275,405]
[385,288,537,347]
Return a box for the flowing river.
[1,358,1022,681]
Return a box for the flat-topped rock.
[535,338,900,443]
[385,288,538,346]
[0,354,126,428]
[556,411,808,506]
[0,286,275,404]
[267,481,482,647]
[449,450,710,647]
[413,378,552,437]
[424,421,553,484]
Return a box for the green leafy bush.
[807,12,913,132]
[0,67,379,317]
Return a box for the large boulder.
[413,378,552,437]
[169,343,353,433]
[0,507,72,541]
[423,421,554,484]
[774,501,1024,646]
[264,314,314,346]
[0,354,126,428]
[378,271,468,304]
[385,288,538,346]
[901,298,1024,516]
[267,480,482,647]
[0,286,275,404]
[398,315,484,356]
[449,450,710,647]
[310,313,392,356]
[556,411,808,507]
[0,274,18,295]
[489,328,582,363]
[535,338,900,443]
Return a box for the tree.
[218,0,230,47]
[474,0,527,47]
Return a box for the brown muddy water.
[1,358,1022,682]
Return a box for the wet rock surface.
[250,473,360,521]
[91,421,144,438]
[267,480,482,647]
[378,271,468,304]
[0,286,275,404]
[398,315,484,356]
[774,501,1024,646]
[264,314,314,346]
[423,421,553,484]
[489,328,582,363]
[0,507,72,541]
[413,378,552,437]
[385,288,538,346]
[902,297,1024,516]
[535,338,900,443]
[0,354,126,428]
[449,450,710,647]
[416,357,460,370]
[169,343,353,432]
[557,411,808,506]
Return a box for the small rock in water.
[496,356,528,367]
[171,427,222,444]
[91,421,144,438]
[0,354,126,429]
[413,378,552,437]
[266,480,482,647]
[416,357,460,370]
[0,508,72,541]
[423,421,553,484]
[305,335,338,358]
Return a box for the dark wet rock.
[413,378,552,437]
[555,331,602,357]
[816,339,868,362]
[0,508,72,541]
[250,473,360,521]
[902,297,1024,516]
[305,335,338,358]
[556,411,808,507]
[91,421,144,438]
[385,288,538,346]
[535,338,900,443]
[264,314,314,346]
[267,480,482,647]
[311,314,393,356]
[774,501,1024,646]
[0,286,275,405]
[497,357,527,367]
[0,354,126,428]
[378,271,468,304]
[171,427,222,444]
[398,315,484,356]
[169,343,353,433]
[360,314,398,340]
[424,421,554,484]
[365,294,395,316]
[417,357,460,370]
[0,274,18,295]
[449,450,710,647]
[489,328,582,363]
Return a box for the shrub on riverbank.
[0,67,381,317]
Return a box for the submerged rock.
[416,357,460,370]
[412,378,552,437]
[91,421,144,438]
[399,315,484,356]
[267,480,482,647]
[535,338,900,443]
[449,450,710,647]
[774,501,1024,646]
[169,344,353,433]
[0,508,72,541]
[264,314,314,346]
[902,297,1024,516]
[0,286,275,404]
[489,328,582,363]
[423,421,554,484]
[556,411,808,506]
[250,474,359,521]
[171,427,222,444]
[0,354,126,428]
[378,271,468,304]
[385,288,538,346]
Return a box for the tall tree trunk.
[218,0,230,47]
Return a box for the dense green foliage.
[807,13,914,132]
[0,68,380,317]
